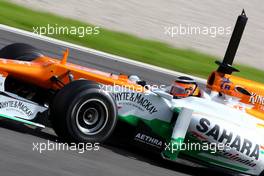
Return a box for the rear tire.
[50,80,117,143]
[0,43,43,61]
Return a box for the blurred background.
[10,0,264,69]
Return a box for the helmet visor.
[170,82,197,98]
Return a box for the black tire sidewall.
[260,170,264,176]
[66,89,117,142]
[51,80,117,143]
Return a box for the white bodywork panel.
[112,84,264,175]
[0,73,47,120]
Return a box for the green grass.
[0,0,263,82]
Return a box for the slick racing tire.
[50,80,118,143]
[260,170,264,176]
[0,43,43,61]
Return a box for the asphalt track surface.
[0,29,235,176]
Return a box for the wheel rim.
[75,99,109,135]
[83,108,99,125]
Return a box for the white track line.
[0,24,206,84]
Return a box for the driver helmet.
[170,76,199,98]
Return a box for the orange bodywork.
[0,53,143,92]
[207,71,264,120]
[0,49,263,120]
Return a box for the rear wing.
[216,10,248,74]
[207,10,264,120]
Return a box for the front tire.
[50,80,117,143]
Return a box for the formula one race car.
[0,11,263,176]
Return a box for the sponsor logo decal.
[220,78,231,90]
[249,93,264,105]
[114,93,158,114]
[134,132,162,148]
[196,118,261,167]
[260,146,264,155]
[0,101,33,117]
